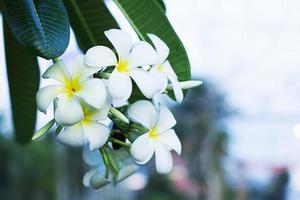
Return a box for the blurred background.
[1,0,300,199]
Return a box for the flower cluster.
[34,29,201,189]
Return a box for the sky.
[2,0,300,192]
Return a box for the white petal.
[57,124,86,147]
[170,78,184,103]
[156,106,176,133]
[127,100,158,128]
[87,94,112,121]
[154,143,173,174]
[82,121,110,151]
[130,133,154,164]
[157,129,181,155]
[112,98,128,108]
[127,41,158,68]
[72,55,100,81]
[104,29,132,60]
[147,33,169,63]
[55,95,84,126]
[108,69,132,100]
[83,168,98,187]
[76,79,107,108]
[85,46,117,68]
[150,68,168,93]
[163,60,178,80]
[42,61,71,84]
[129,69,159,98]
[36,85,65,113]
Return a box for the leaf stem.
[109,137,131,148]
[99,148,110,179]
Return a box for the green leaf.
[3,23,40,144]
[62,0,119,52]
[113,0,191,83]
[3,0,70,59]
[154,0,166,13]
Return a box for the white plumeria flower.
[128,100,181,174]
[148,34,184,103]
[57,99,111,151]
[84,29,159,101]
[36,56,107,126]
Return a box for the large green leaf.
[113,0,191,82]
[3,0,70,59]
[63,0,119,52]
[4,22,40,144]
[154,0,166,13]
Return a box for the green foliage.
[3,0,70,59]
[3,23,40,144]
[113,0,191,82]
[154,0,166,13]
[63,0,119,52]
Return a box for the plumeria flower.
[57,99,111,151]
[148,34,184,103]
[36,56,107,126]
[128,100,181,174]
[84,29,159,101]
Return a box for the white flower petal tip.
[84,46,117,68]
[167,80,203,90]
[147,33,169,63]
[104,29,132,59]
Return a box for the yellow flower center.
[116,60,129,73]
[65,77,81,95]
[157,64,165,72]
[149,127,159,139]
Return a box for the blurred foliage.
[137,79,232,200]
[0,136,56,200]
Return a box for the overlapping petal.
[128,100,158,128]
[130,133,155,164]
[156,106,176,133]
[85,46,117,68]
[129,69,159,98]
[36,85,65,113]
[104,29,132,60]
[57,124,86,147]
[157,129,181,155]
[127,41,158,68]
[108,69,132,100]
[170,77,184,103]
[72,55,100,81]
[76,79,107,109]
[42,61,71,84]
[154,143,173,174]
[148,33,169,63]
[54,95,83,126]
[82,121,110,151]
